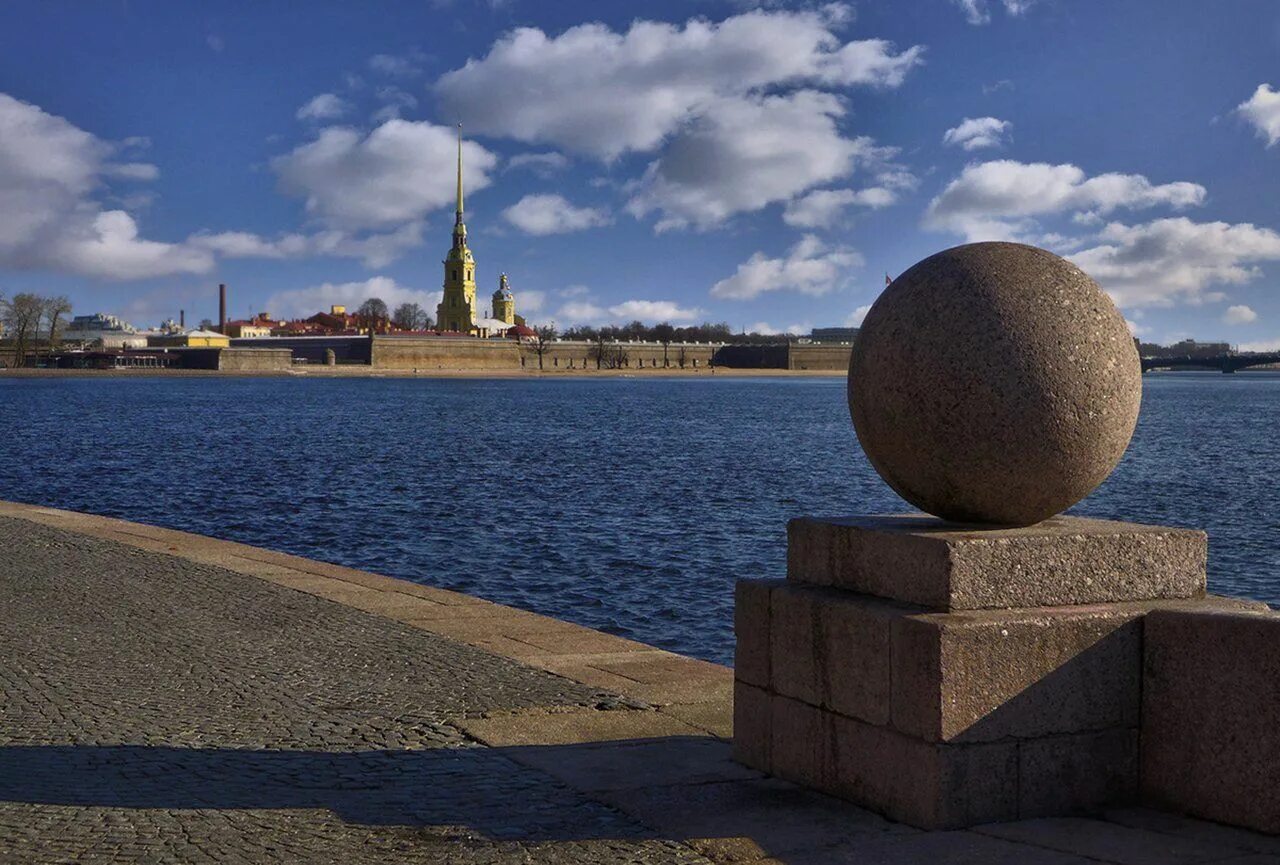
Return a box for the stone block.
[1018,728,1138,818]
[731,681,771,771]
[816,589,897,725]
[891,603,1145,744]
[1142,606,1280,834]
[826,707,1019,829]
[734,578,776,688]
[788,514,1206,610]
[768,692,831,790]
[769,584,819,704]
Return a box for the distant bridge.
[1141,353,1280,374]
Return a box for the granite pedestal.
[733,514,1256,829]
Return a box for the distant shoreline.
[0,366,847,380]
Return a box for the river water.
[0,373,1275,665]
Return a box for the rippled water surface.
[2,373,1278,664]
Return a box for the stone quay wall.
[788,344,853,371]
[371,335,522,371]
[218,347,294,372]
[521,340,720,370]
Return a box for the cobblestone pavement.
[5,509,1280,865]
[0,517,710,864]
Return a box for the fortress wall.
[371,335,522,370]
[788,343,853,371]
[523,341,720,370]
[218,348,294,372]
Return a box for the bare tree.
[0,293,44,368]
[589,338,628,370]
[356,297,390,332]
[42,295,71,364]
[392,302,430,331]
[652,321,674,367]
[532,323,557,370]
[677,345,688,369]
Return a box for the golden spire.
[455,123,464,225]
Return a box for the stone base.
[734,512,1257,829]
[787,515,1206,610]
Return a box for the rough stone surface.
[788,514,1207,610]
[1018,729,1139,818]
[848,242,1141,526]
[1142,607,1280,834]
[734,579,773,688]
[890,603,1145,744]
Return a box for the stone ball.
[848,242,1141,526]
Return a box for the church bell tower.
[437,124,477,332]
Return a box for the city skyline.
[1,0,1279,345]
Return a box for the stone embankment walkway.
[1,500,1277,864]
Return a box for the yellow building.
[492,273,515,325]
[148,329,231,348]
[436,126,478,333]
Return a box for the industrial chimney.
[218,284,227,334]
[180,309,185,329]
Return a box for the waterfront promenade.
[2,501,1277,863]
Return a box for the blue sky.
[1,0,1279,344]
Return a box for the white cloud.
[435,6,922,161]
[506,152,570,176]
[953,0,1036,25]
[263,276,440,320]
[1223,304,1258,325]
[502,194,611,235]
[1069,218,1280,307]
[746,321,808,336]
[783,186,897,228]
[627,91,870,230]
[711,234,862,300]
[296,93,351,121]
[370,87,418,123]
[942,116,1010,151]
[190,231,310,259]
[607,299,702,322]
[847,304,872,326]
[551,296,702,325]
[0,92,215,280]
[1237,84,1280,148]
[271,119,497,230]
[925,160,1206,241]
[1239,338,1280,353]
[368,52,425,78]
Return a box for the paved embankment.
[1,501,1277,863]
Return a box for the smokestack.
[180,309,185,329]
[218,284,227,334]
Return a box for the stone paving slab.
[1,501,1277,864]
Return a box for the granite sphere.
[848,242,1141,526]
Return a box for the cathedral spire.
[455,123,464,226]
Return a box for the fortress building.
[436,126,519,337]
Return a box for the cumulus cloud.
[0,92,217,280]
[271,119,497,230]
[506,152,570,177]
[627,91,870,230]
[1069,218,1280,307]
[942,116,1010,151]
[263,276,440,320]
[551,295,702,325]
[746,321,809,336]
[953,0,1036,25]
[607,299,702,322]
[925,160,1206,241]
[368,51,426,78]
[435,6,922,161]
[370,87,418,123]
[847,303,872,326]
[1237,84,1280,148]
[783,186,897,228]
[502,194,611,235]
[296,93,351,121]
[1223,304,1258,325]
[711,234,862,300]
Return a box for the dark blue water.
[1,373,1276,664]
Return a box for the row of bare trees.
[0,293,72,368]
